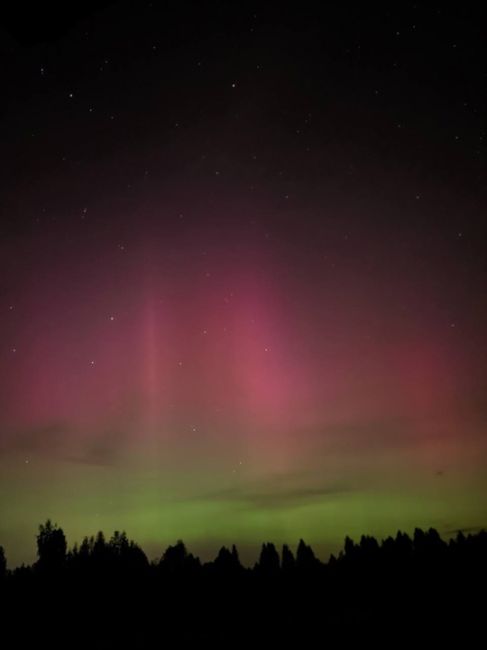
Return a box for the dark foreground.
[1,524,485,646]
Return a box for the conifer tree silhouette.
[281,544,296,573]
[0,545,6,579]
[256,542,280,576]
[36,520,67,571]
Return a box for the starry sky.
[0,2,486,566]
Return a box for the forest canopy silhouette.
[0,521,485,645]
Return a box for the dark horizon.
[2,519,487,570]
[2,519,486,645]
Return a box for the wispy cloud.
[0,421,127,467]
[65,428,128,467]
[185,472,350,509]
[443,525,486,535]
[0,422,69,454]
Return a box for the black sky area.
[1,3,485,323]
[1,3,485,199]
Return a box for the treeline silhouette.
[0,522,485,646]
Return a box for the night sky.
[1,2,486,567]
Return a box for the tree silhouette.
[159,540,200,575]
[36,520,67,571]
[344,535,357,560]
[256,542,280,576]
[296,539,319,571]
[0,545,6,579]
[281,544,296,573]
[214,545,242,575]
[108,530,148,571]
[1,521,486,644]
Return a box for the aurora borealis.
[1,3,486,567]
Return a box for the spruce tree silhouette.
[214,545,243,575]
[0,545,6,579]
[75,535,93,569]
[214,545,232,567]
[108,530,148,572]
[344,535,357,561]
[281,544,296,573]
[296,539,319,571]
[395,530,413,566]
[36,520,67,571]
[256,542,280,576]
[359,534,379,557]
[231,544,240,567]
[159,540,200,576]
[90,530,110,573]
